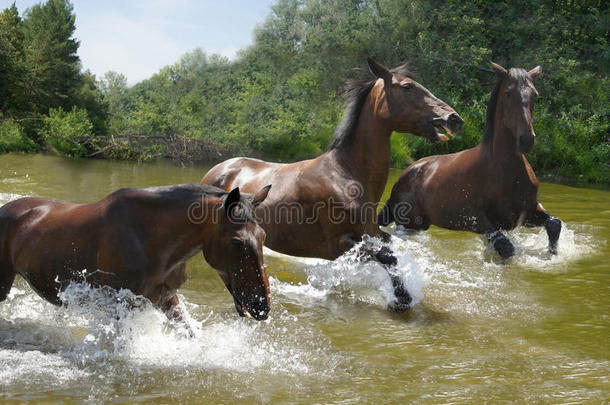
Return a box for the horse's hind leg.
[342,235,412,311]
[0,262,16,302]
[525,202,562,254]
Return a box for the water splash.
[387,222,597,321]
[0,280,343,398]
[266,238,426,310]
[0,192,25,205]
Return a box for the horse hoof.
[493,237,514,260]
[388,300,410,312]
[389,284,412,312]
[376,246,397,266]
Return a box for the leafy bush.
[42,106,94,157]
[0,119,39,152]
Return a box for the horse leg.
[160,294,184,321]
[525,202,562,254]
[0,262,16,302]
[0,220,16,302]
[160,294,194,338]
[484,230,515,259]
[480,214,514,259]
[340,234,411,312]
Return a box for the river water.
[0,153,608,403]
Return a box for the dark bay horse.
[201,58,463,310]
[379,62,562,259]
[0,183,272,320]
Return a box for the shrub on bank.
[0,119,39,153]
[42,107,94,157]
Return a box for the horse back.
[202,157,279,192]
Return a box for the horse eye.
[401,83,412,90]
[230,238,243,247]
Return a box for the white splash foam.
[0,281,341,384]
[386,221,598,320]
[0,192,25,205]
[505,224,595,271]
[268,238,426,310]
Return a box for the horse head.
[489,61,541,154]
[202,185,272,320]
[367,57,463,143]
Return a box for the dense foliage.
[0,0,106,153]
[1,0,608,183]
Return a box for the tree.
[21,0,81,114]
[0,3,25,115]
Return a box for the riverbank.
[2,149,608,190]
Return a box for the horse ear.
[252,185,271,207]
[224,187,240,218]
[367,57,393,83]
[489,61,508,77]
[528,65,542,79]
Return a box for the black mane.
[330,64,414,150]
[143,183,256,222]
[143,183,226,199]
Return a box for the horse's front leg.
[485,230,515,259]
[339,234,411,312]
[160,294,194,338]
[480,215,515,259]
[525,202,562,254]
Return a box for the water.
[0,153,608,403]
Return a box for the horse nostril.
[448,113,464,128]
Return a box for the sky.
[8,0,275,84]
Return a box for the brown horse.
[201,58,463,310]
[379,62,562,259]
[0,183,272,320]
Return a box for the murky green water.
[0,153,608,403]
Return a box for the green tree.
[99,71,129,134]
[21,0,81,114]
[0,2,25,115]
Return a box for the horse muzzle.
[233,295,270,321]
[430,113,464,142]
[519,134,535,154]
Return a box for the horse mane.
[143,183,256,222]
[483,68,529,143]
[330,64,414,150]
[143,183,226,199]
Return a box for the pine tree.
[0,2,25,115]
[21,0,81,114]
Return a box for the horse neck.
[330,96,392,202]
[482,100,523,165]
[142,192,218,259]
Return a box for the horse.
[201,58,463,310]
[379,62,562,259]
[0,183,273,321]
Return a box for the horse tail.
[378,202,394,226]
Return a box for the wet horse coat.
[379,63,561,259]
[0,183,272,320]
